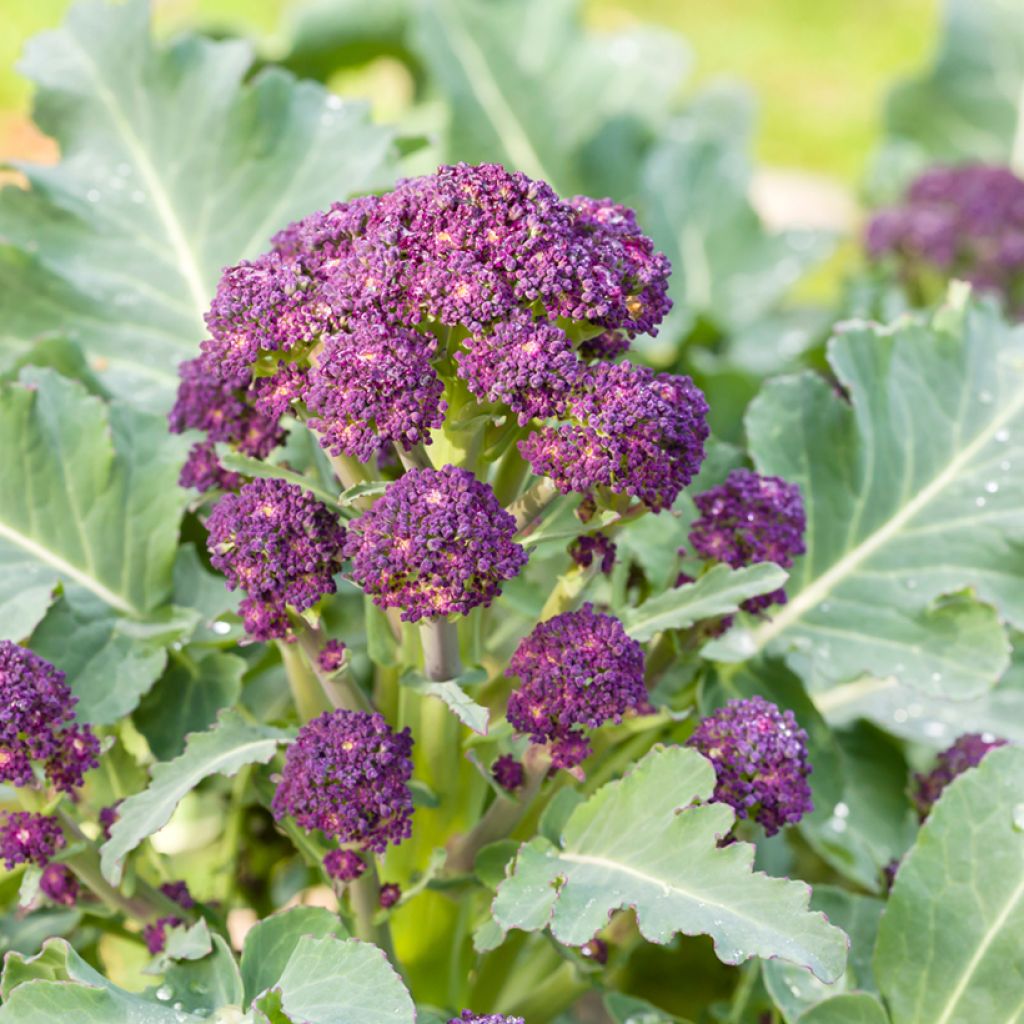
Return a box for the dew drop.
[985,481,999,494]
[173,1002,184,1011]
[156,985,173,1001]
[212,620,231,635]
[931,671,942,683]
[326,94,343,110]
[923,721,946,738]
[996,429,1010,443]
[976,497,987,508]
[86,189,100,202]
[1000,460,1012,471]
[893,708,909,723]
[833,801,850,819]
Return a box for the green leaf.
[241,907,348,1005]
[637,88,832,355]
[620,563,789,641]
[2,0,397,410]
[218,451,342,510]
[875,745,1024,1024]
[410,0,688,195]
[0,938,202,1023]
[709,293,1024,698]
[101,710,291,884]
[882,0,1024,168]
[798,995,890,1024]
[30,588,197,725]
[764,887,885,1022]
[160,935,244,1017]
[134,651,246,760]
[489,745,848,982]
[263,935,414,1024]
[402,673,489,734]
[0,370,189,641]
[604,992,691,1024]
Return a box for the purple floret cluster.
[272,710,414,853]
[569,531,617,575]
[345,466,527,622]
[378,882,401,909]
[176,163,677,486]
[0,812,65,869]
[866,164,1024,317]
[323,848,366,883]
[687,469,806,613]
[506,604,647,770]
[519,362,709,512]
[318,639,347,673]
[913,732,1008,819]
[687,696,813,836]
[0,641,100,794]
[206,478,346,640]
[143,881,196,955]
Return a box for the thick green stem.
[397,443,434,471]
[420,618,462,682]
[278,640,331,721]
[509,477,560,533]
[293,624,373,713]
[348,858,397,961]
[505,960,589,1021]
[492,448,531,505]
[446,747,549,873]
[538,565,592,621]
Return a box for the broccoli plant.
[2,4,1024,1024]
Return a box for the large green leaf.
[255,935,415,1024]
[134,650,246,760]
[0,369,188,641]
[0,0,397,410]
[874,745,1024,1023]
[798,995,889,1024]
[0,938,203,1023]
[883,0,1024,169]
[487,745,848,982]
[638,88,832,354]
[240,907,348,1004]
[101,710,291,884]
[410,0,688,196]
[707,291,1024,699]
[620,563,788,642]
[30,588,198,725]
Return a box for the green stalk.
[538,565,593,621]
[509,477,560,533]
[420,617,462,682]
[397,443,434,471]
[277,639,331,721]
[293,624,373,713]
[491,447,531,505]
[504,960,589,1022]
[446,747,550,873]
[348,857,398,963]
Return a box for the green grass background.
[2,0,938,182]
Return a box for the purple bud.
[318,639,347,673]
[99,802,121,840]
[491,755,525,792]
[39,863,79,907]
[687,696,813,836]
[568,532,617,574]
[378,882,401,909]
[142,881,196,955]
[272,710,414,853]
[580,937,608,964]
[345,466,527,622]
[913,732,1008,819]
[323,849,366,883]
[506,604,647,770]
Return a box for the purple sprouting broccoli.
[580,938,609,964]
[506,604,647,770]
[39,863,79,907]
[687,696,813,836]
[169,356,287,493]
[449,1013,525,1024]
[913,732,1009,819]
[0,812,65,869]
[98,802,121,840]
[865,164,1024,316]
[344,465,528,622]
[519,362,709,513]
[206,478,347,640]
[142,881,196,955]
[491,755,525,793]
[272,710,414,853]
[568,531,617,575]
[305,322,446,462]
[378,882,401,909]
[182,163,674,481]
[323,849,366,883]
[0,641,99,794]
[686,468,806,613]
